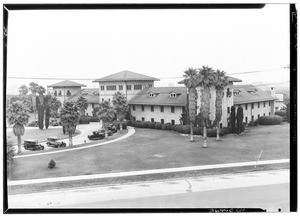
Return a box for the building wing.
[92,70,159,82]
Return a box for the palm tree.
[29,82,39,113]
[19,85,28,95]
[214,70,229,140]
[178,68,198,142]
[60,101,80,147]
[49,96,62,121]
[96,100,115,139]
[36,85,46,130]
[76,95,88,116]
[6,101,30,154]
[197,66,215,148]
[112,92,129,130]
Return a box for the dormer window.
[170,93,177,98]
[149,92,158,98]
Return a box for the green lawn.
[10,123,290,181]
[7,128,80,144]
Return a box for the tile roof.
[48,80,86,87]
[128,87,187,106]
[233,85,277,104]
[93,70,160,82]
[66,88,99,104]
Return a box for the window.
[269,112,271,116]
[67,90,71,97]
[134,85,142,90]
[227,88,232,97]
[119,85,123,90]
[151,118,154,122]
[251,103,254,109]
[258,114,260,119]
[149,93,155,98]
[132,105,136,111]
[106,85,117,91]
[170,93,176,98]
[54,91,57,96]
[58,91,62,96]
[171,120,175,125]
[151,105,154,112]
[161,119,164,124]
[133,117,136,121]
[161,106,164,112]
[245,104,248,110]
[263,113,265,116]
[171,106,175,113]
[142,117,145,121]
[245,117,248,123]
[92,103,94,108]
[148,84,153,87]
[101,86,105,91]
[269,101,271,106]
[251,115,254,121]
[141,105,144,111]
[264,102,266,107]
[258,102,260,108]
[126,85,131,90]
[227,107,230,114]
[182,107,186,113]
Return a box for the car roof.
[25,139,38,142]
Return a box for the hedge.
[89,116,100,122]
[258,115,282,125]
[155,122,162,129]
[193,126,202,135]
[148,122,156,129]
[275,110,287,122]
[162,123,172,130]
[79,115,90,124]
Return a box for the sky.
[6,4,290,94]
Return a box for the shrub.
[275,110,287,122]
[122,122,127,130]
[148,122,156,129]
[142,121,151,128]
[248,121,254,127]
[162,123,172,130]
[258,115,282,125]
[79,115,90,124]
[207,129,217,137]
[89,116,100,122]
[155,122,162,129]
[48,159,56,169]
[254,119,259,126]
[127,120,132,126]
[193,126,202,135]
[177,125,190,134]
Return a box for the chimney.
[270,87,276,97]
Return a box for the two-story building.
[66,88,100,116]
[233,85,277,123]
[128,87,187,125]
[48,80,86,103]
[92,70,159,102]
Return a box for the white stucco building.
[92,70,159,102]
[47,80,86,103]
[233,85,277,123]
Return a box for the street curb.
[8,159,289,186]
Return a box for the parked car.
[46,137,66,148]
[88,131,105,140]
[28,121,38,127]
[23,139,44,151]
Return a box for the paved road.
[8,169,289,210]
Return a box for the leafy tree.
[60,101,80,147]
[19,85,28,95]
[96,100,115,139]
[230,106,236,132]
[197,66,215,148]
[76,95,88,116]
[49,96,62,120]
[6,101,30,154]
[236,106,244,135]
[214,70,229,140]
[178,68,198,142]
[112,92,129,130]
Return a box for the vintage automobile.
[87,131,105,140]
[23,139,44,151]
[46,137,66,148]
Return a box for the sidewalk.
[8,158,289,186]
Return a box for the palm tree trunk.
[105,130,108,139]
[190,122,194,142]
[216,122,220,140]
[17,135,22,154]
[203,126,208,148]
[68,131,73,147]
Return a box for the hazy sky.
[6,4,290,94]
